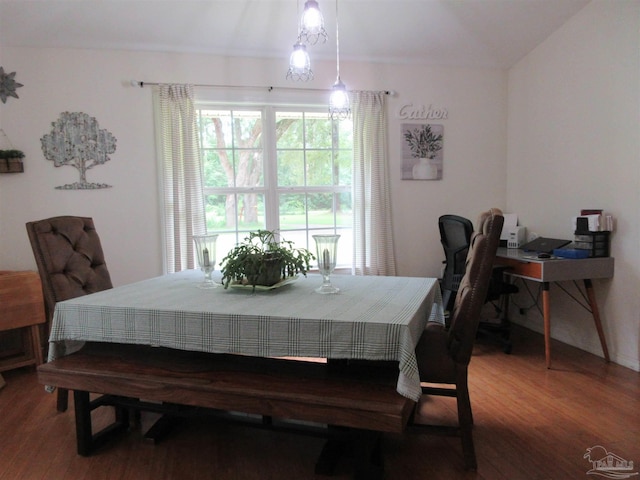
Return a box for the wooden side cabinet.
[0,271,46,372]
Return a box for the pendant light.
[287,1,313,81]
[299,0,327,45]
[286,42,313,81]
[329,0,350,119]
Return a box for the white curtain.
[153,84,206,273]
[352,91,396,276]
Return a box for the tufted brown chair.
[411,208,504,471]
[26,216,113,412]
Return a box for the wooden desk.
[0,271,45,371]
[495,248,614,368]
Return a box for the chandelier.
[285,0,350,119]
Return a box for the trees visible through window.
[197,106,353,267]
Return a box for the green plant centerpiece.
[220,230,315,290]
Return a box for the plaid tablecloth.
[49,270,443,401]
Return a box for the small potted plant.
[0,149,25,173]
[220,230,315,290]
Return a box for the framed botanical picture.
[401,123,444,180]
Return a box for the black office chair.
[478,265,519,353]
[438,214,518,353]
[439,215,474,314]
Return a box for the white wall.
[507,0,640,370]
[0,45,3,130]
[0,47,507,287]
[0,1,637,373]
[1,2,637,372]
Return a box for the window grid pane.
[199,106,352,267]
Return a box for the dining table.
[48,270,444,402]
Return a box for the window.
[197,106,353,267]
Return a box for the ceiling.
[0,0,591,69]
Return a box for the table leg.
[315,425,348,475]
[542,282,551,368]
[583,279,610,362]
[29,325,43,365]
[315,426,384,479]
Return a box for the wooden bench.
[38,342,415,478]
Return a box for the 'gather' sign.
[398,103,448,120]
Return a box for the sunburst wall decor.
[0,67,23,103]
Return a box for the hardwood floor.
[1,325,638,480]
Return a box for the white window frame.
[196,100,353,265]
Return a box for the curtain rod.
[130,80,395,96]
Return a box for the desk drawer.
[496,257,542,280]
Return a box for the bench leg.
[74,390,93,456]
[73,390,131,456]
[57,388,69,412]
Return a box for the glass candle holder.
[193,234,219,289]
[313,234,340,294]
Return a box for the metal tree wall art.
[41,112,116,190]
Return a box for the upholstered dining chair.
[411,208,504,470]
[26,216,113,412]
